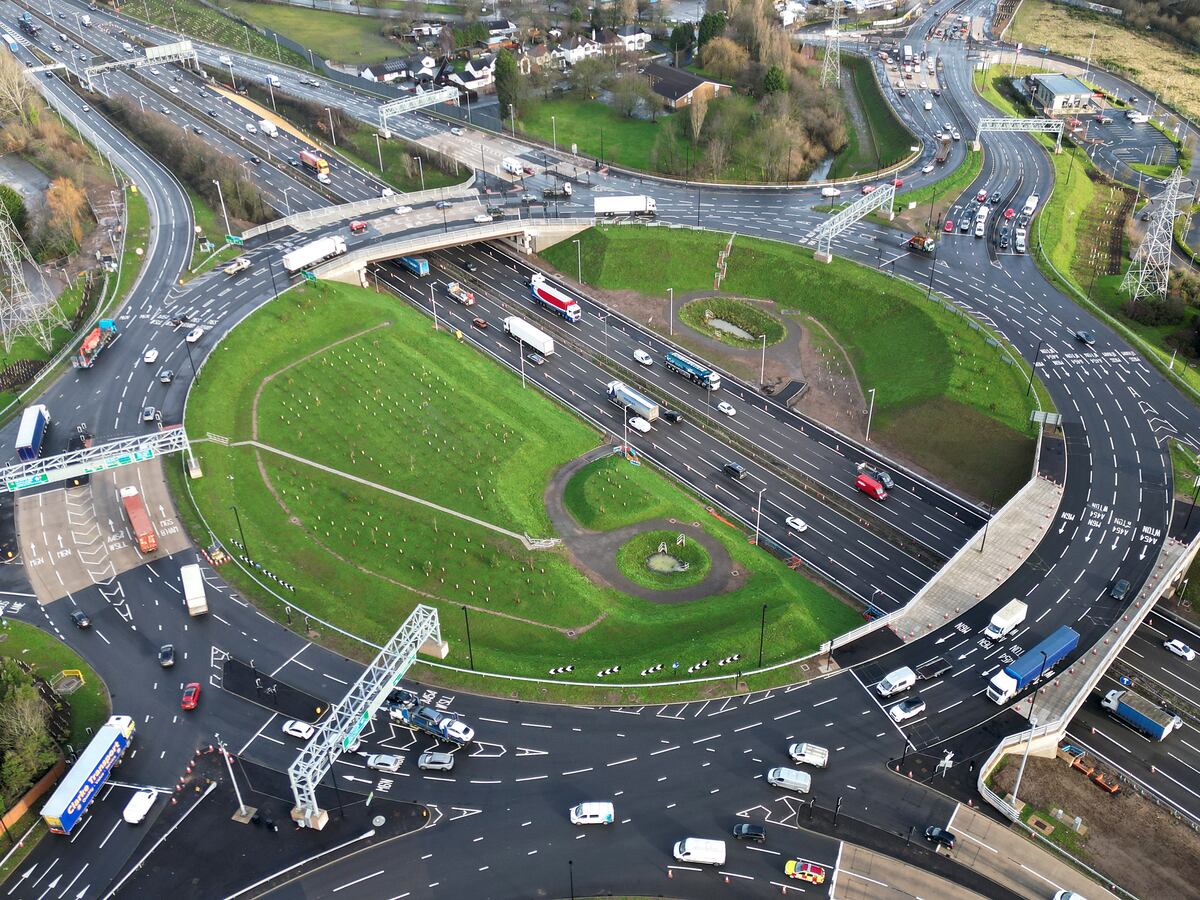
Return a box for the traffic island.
[614,529,712,591]
[112,754,429,900]
[222,657,328,722]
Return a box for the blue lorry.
[986,625,1079,704]
[399,256,429,277]
[1102,688,1182,741]
[41,716,135,834]
[15,404,50,461]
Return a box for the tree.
[438,26,456,58]
[669,23,693,65]
[698,11,726,47]
[700,36,749,81]
[619,0,637,22]
[569,55,617,99]
[45,177,87,249]
[494,49,520,122]
[763,64,787,94]
[0,184,26,236]
[611,71,643,118]
[688,92,709,144]
[570,5,583,23]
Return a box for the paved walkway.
[889,476,1063,642]
[947,805,1120,900]
[834,843,990,900]
[544,447,745,603]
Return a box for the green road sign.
[225,234,244,246]
[6,473,48,491]
[303,271,317,283]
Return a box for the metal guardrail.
[240,176,477,241]
[314,218,595,277]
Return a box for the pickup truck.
[224,257,251,276]
[787,742,829,768]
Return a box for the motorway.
[0,0,1195,895]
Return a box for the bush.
[0,659,59,809]
[0,184,27,236]
[1122,295,1186,326]
[678,296,786,348]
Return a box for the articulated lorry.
[42,716,135,834]
[298,149,330,176]
[1102,688,1182,741]
[120,486,158,553]
[593,195,657,218]
[543,182,572,199]
[400,257,430,277]
[606,381,659,422]
[528,273,582,322]
[180,563,208,616]
[984,599,1027,640]
[15,404,50,461]
[76,320,118,368]
[987,625,1079,704]
[281,236,346,273]
[503,316,555,356]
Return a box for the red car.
[181,682,201,710]
[861,184,877,195]
[944,219,955,232]
[1003,208,1015,219]
[976,189,988,203]
[891,177,904,188]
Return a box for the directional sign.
[7,447,156,491]
[302,271,317,283]
[343,710,371,749]
[6,473,48,491]
[225,234,244,246]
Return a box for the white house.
[611,24,652,52]
[777,1,806,27]
[553,35,602,67]
[481,18,518,37]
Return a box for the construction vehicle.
[903,235,936,254]
[76,320,118,368]
[120,486,158,553]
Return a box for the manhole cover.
[372,815,386,828]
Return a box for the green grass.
[678,297,786,349]
[1128,161,1176,180]
[0,620,110,749]
[185,188,240,280]
[223,0,401,65]
[542,226,1039,499]
[1169,437,1200,500]
[829,55,913,179]
[519,99,663,172]
[128,0,308,69]
[178,280,861,683]
[344,126,463,194]
[564,454,680,531]
[616,530,712,590]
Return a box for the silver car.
[418,751,455,772]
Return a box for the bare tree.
[689,92,709,144]
[0,53,33,121]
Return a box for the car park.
[717,401,736,417]
[282,719,315,740]
[180,682,201,710]
[1164,639,1195,660]
[890,695,926,722]
[732,823,766,842]
[418,750,455,771]
[633,349,653,366]
[785,516,808,533]
[70,610,91,629]
[144,349,159,364]
[925,826,956,850]
[628,416,651,434]
[366,754,402,773]
[784,861,826,884]
[158,644,175,667]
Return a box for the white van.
[569,801,615,825]
[820,187,842,198]
[1014,227,1027,253]
[501,156,523,176]
[673,838,726,866]
[974,217,988,238]
[1022,194,1040,217]
[218,54,232,66]
[766,767,812,793]
[121,41,134,53]
[876,666,916,697]
[245,123,258,135]
[122,789,157,824]
[266,74,281,87]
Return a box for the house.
[596,28,625,55]
[519,43,553,75]
[481,18,518,37]
[553,35,602,67]
[360,57,409,83]
[777,1,806,27]
[643,62,729,109]
[611,24,652,52]
[410,22,443,37]
[1030,73,1093,114]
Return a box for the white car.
[185,326,204,343]
[473,213,493,224]
[627,416,651,434]
[169,86,179,94]
[380,187,395,198]
[282,719,315,740]
[318,173,331,185]
[366,754,402,773]
[785,516,808,533]
[633,349,653,366]
[141,406,157,423]
[921,163,935,174]
[450,127,463,136]
[717,401,736,417]
[444,719,475,744]
[1164,639,1196,661]
[393,206,412,215]
[122,789,157,824]
[143,349,159,364]
[889,696,926,723]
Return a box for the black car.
[70,610,91,629]
[990,191,1001,203]
[388,688,418,708]
[159,644,176,667]
[248,155,261,165]
[464,260,478,272]
[435,200,452,209]
[485,206,505,218]
[999,234,1010,249]
[1074,330,1096,347]
[661,409,684,425]
[1109,578,1131,600]
[871,469,894,490]
[732,823,766,842]
[925,826,956,851]
[207,109,218,117]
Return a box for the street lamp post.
[414,155,425,191]
[212,179,231,238]
[757,603,768,668]
[281,186,291,215]
[325,107,337,146]
[226,61,237,91]
[759,333,767,386]
[375,133,384,171]
[572,239,582,283]
[1026,339,1044,396]
[461,606,475,669]
[568,860,575,900]
[865,388,876,441]
[430,283,439,331]
[1185,476,1200,528]
[667,287,673,335]
[267,81,277,112]
[754,487,765,545]
[552,115,557,151]
[230,504,249,557]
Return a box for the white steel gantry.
[805,184,895,262]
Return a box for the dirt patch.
[991,754,1200,899]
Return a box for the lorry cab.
[855,473,887,500]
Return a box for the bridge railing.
[241,175,477,242]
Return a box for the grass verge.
[178,280,861,686]
[519,99,662,173]
[185,188,240,281]
[542,226,1039,499]
[222,0,402,66]
[615,530,712,590]
[125,0,308,69]
[894,149,983,228]
[678,297,786,349]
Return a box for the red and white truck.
[528,274,581,323]
[120,486,158,553]
[445,281,475,305]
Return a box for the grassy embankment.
[222,0,399,65]
[829,54,914,179]
[125,0,309,68]
[542,226,1042,500]
[174,280,861,693]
